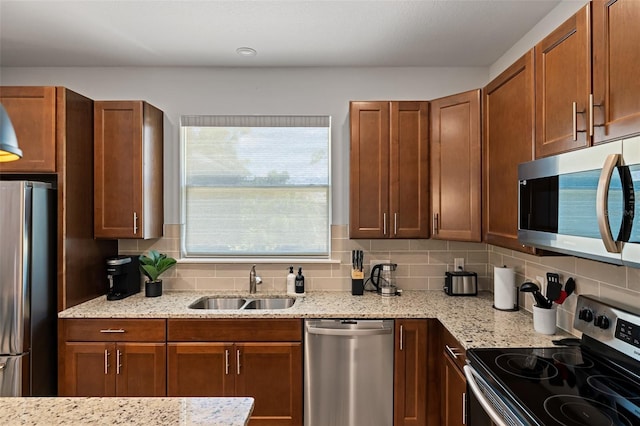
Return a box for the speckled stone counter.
[59,290,575,349]
[0,396,254,425]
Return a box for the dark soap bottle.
[295,267,305,294]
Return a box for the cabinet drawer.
[62,319,166,342]
[442,326,466,371]
[168,319,302,342]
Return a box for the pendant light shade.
[0,103,22,162]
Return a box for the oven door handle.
[463,365,509,426]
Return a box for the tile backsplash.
[120,224,640,335]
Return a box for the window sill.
[177,257,341,265]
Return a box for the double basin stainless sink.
[189,296,296,310]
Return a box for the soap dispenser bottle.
[286,266,296,295]
[295,267,305,294]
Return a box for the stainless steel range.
[465,294,640,426]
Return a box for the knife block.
[351,279,364,295]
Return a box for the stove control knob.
[579,308,593,323]
[594,315,610,330]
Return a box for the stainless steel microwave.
[518,136,640,268]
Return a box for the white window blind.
[181,115,331,258]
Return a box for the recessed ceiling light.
[236,47,257,57]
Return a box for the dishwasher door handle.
[306,325,393,336]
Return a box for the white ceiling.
[0,0,561,68]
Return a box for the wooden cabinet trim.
[63,319,166,342]
[167,318,302,342]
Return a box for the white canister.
[533,304,557,335]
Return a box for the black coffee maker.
[106,255,140,300]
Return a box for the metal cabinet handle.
[100,329,125,333]
[572,101,578,141]
[116,349,122,375]
[589,94,594,137]
[400,325,404,351]
[462,392,467,425]
[572,101,587,141]
[394,213,398,236]
[236,350,241,375]
[383,213,387,235]
[104,350,110,375]
[133,212,138,235]
[596,153,623,253]
[432,213,439,235]
[225,350,229,375]
[445,344,462,359]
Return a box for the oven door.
[464,365,526,426]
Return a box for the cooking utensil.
[564,277,576,296]
[520,281,552,308]
[546,273,562,302]
[555,290,568,304]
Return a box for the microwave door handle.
[463,365,508,426]
[596,153,623,253]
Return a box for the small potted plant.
[139,250,177,297]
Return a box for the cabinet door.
[535,5,591,157]
[235,342,302,426]
[62,342,115,396]
[390,102,430,238]
[94,101,143,238]
[116,342,166,396]
[430,90,482,242]
[592,0,640,143]
[350,101,390,238]
[483,50,536,253]
[394,320,427,426]
[441,353,467,426]
[0,86,56,172]
[167,343,234,397]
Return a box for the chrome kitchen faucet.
[249,265,262,294]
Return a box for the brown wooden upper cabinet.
[349,101,429,239]
[430,90,481,242]
[592,0,640,143]
[94,101,164,239]
[535,0,640,158]
[483,50,536,253]
[0,86,57,172]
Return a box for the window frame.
[179,114,332,261]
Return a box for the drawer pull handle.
[99,329,126,333]
[116,349,122,375]
[445,344,463,359]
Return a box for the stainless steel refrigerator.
[0,180,56,396]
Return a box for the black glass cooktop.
[467,346,640,426]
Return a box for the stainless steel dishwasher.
[304,319,394,426]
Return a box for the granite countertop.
[0,397,254,425]
[59,290,574,349]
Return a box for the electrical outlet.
[454,258,465,270]
[370,260,390,276]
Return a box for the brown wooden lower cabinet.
[62,341,166,396]
[440,326,468,426]
[167,319,303,426]
[59,319,167,397]
[394,319,429,426]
